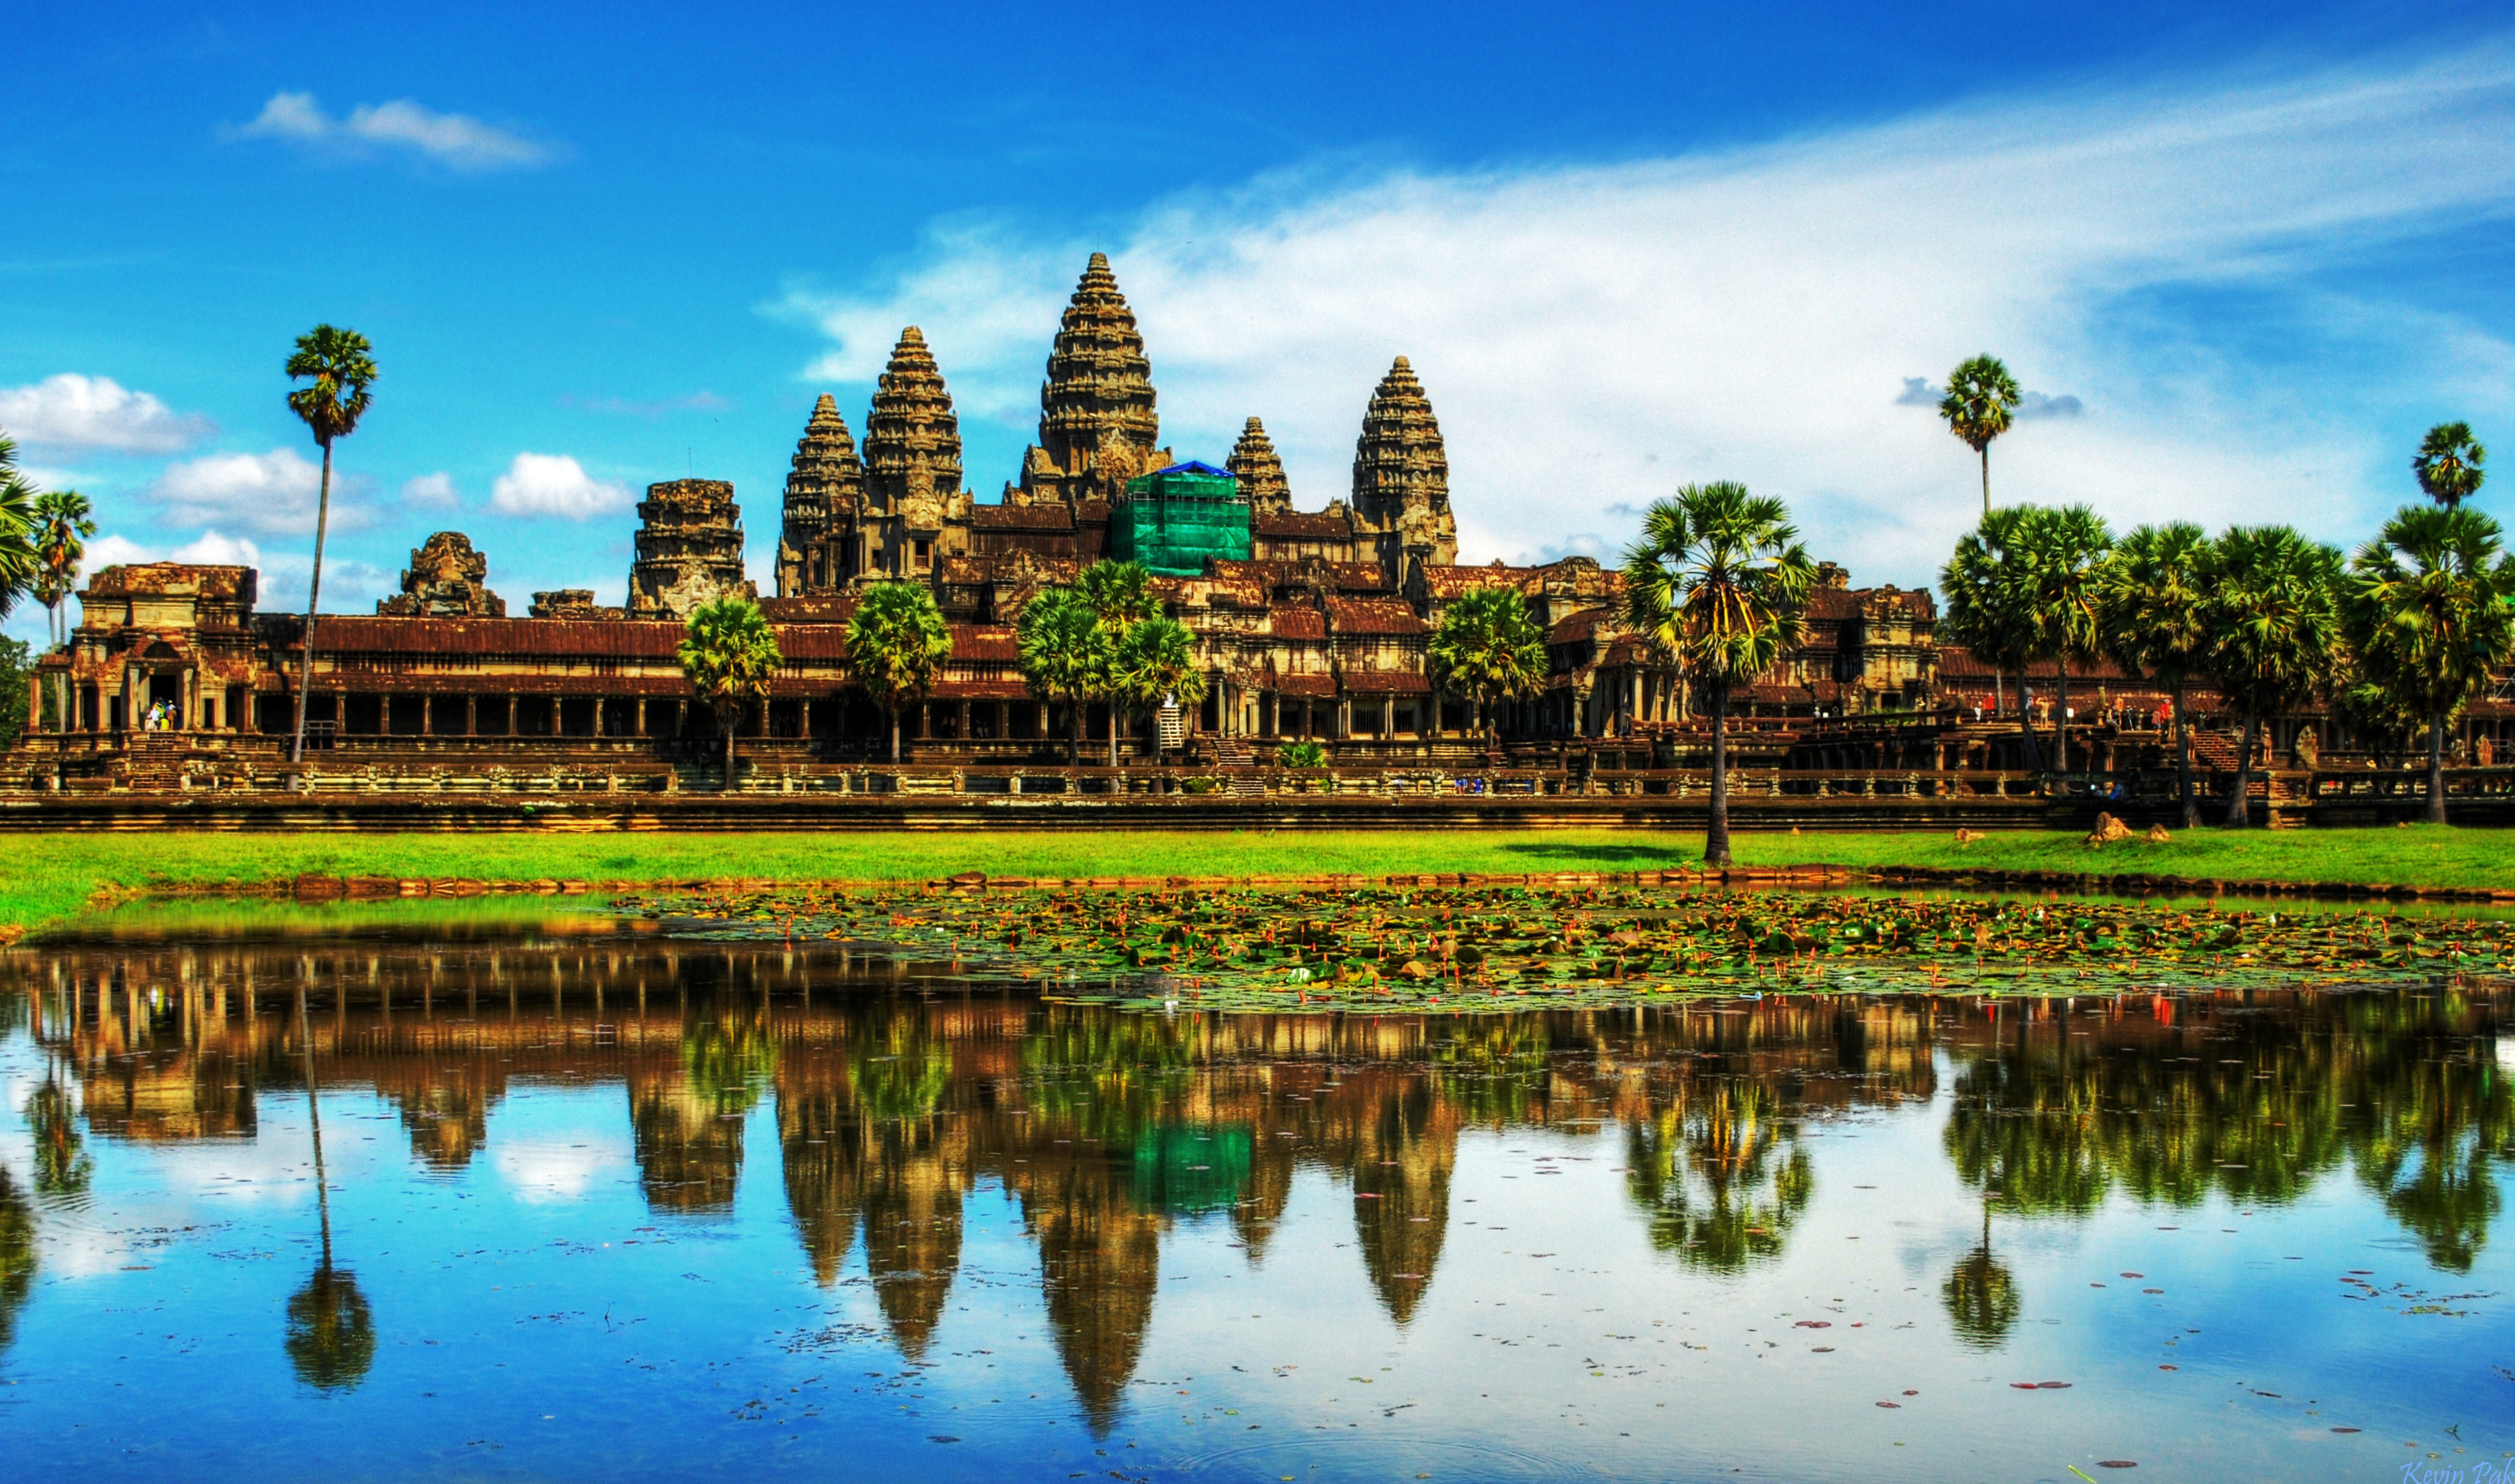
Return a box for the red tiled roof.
[1268,672,1340,698]
[1327,597,1428,636]
[1268,605,1327,640]
[759,595,859,624]
[948,624,1019,662]
[1254,511,1354,540]
[290,615,682,659]
[1342,669,1433,694]
[969,503,1074,531]
[1547,608,1613,644]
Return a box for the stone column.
[121,666,136,732]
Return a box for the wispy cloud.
[0,373,214,454]
[489,452,631,519]
[400,472,460,509]
[144,447,371,536]
[232,91,558,171]
[778,46,2515,585]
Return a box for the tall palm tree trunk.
[1106,700,1119,768]
[723,716,737,791]
[1705,677,1732,868]
[2173,680,2197,830]
[2053,660,2070,776]
[2225,714,2260,827]
[1991,669,2003,720]
[1069,697,1083,766]
[291,439,334,766]
[2426,709,2449,826]
[1979,447,1991,517]
[889,703,902,764]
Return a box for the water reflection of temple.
[7,937,2505,1412]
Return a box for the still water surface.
[0,910,2508,1481]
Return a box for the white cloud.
[75,530,263,580]
[144,447,370,536]
[777,46,2515,586]
[401,471,461,509]
[0,373,215,454]
[492,1137,629,1203]
[233,90,557,171]
[490,452,631,519]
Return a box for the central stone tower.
[1016,253,1170,506]
[861,327,969,577]
[1350,356,1457,576]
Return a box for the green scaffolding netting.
[1116,465,1251,575]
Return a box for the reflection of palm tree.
[0,1165,35,1358]
[287,988,374,1391]
[25,1071,92,1197]
[1624,1077,1813,1273]
[1942,1201,2019,1350]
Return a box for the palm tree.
[0,437,36,622]
[1425,586,1547,753]
[1938,355,2022,515]
[1016,586,1108,766]
[1076,560,1158,765]
[2017,504,2112,775]
[32,489,95,734]
[844,581,952,763]
[678,598,784,787]
[2200,526,2343,827]
[2412,422,2486,510]
[2098,523,2213,827]
[283,326,377,767]
[1622,482,1814,867]
[2342,506,2515,825]
[1938,507,2043,770]
[1110,614,1208,764]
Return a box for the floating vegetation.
[616,882,2515,1013]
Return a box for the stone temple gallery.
[26,253,1969,777]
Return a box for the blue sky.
[5,1,2512,639]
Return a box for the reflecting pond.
[0,910,2509,1481]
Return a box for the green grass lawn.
[3,824,2506,937]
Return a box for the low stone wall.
[0,787,2071,833]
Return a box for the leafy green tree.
[2412,421,2486,510]
[283,326,377,765]
[2200,526,2344,827]
[0,436,37,621]
[845,580,952,762]
[2341,505,2515,824]
[1017,585,1109,765]
[2017,505,2112,774]
[1938,506,2043,768]
[1938,355,2022,515]
[2098,523,2214,826]
[1622,482,1814,866]
[1425,586,1547,752]
[678,597,784,787]
[0,638,27,751]
[1076,560,1159,765]
[24,1075,91,1197]
[1942,1202,2020,1351]
[1110,614,1208,763]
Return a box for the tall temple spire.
[1351,355,1457,571]
[863,326,962,517]
[776,393,867,596]
[1228,416,1291,514]
[1019,252,1167,505]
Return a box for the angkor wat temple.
[18,255,1948,768]
[19,253,2506,803]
